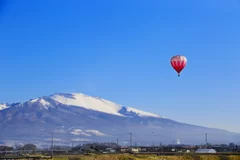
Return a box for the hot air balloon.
[170,55,187,77]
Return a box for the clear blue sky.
[0,0,240,132]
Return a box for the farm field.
[51,154,240,160]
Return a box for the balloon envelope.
[170,55,187,76]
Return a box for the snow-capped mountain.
[49,93,162,118]
[0,103,9,110]
[0,93,239,145]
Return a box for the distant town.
[0,141,240,156]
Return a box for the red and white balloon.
[170,55,187,77]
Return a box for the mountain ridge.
[0,92,239,145]
[0,92,163,119]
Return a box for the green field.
[51,154,240,160]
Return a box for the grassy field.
[51,154,240,160]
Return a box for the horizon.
[0,0,240,134]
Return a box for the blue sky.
[0,0,240,132]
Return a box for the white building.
[129,147,139,153]
[195,149,216,153]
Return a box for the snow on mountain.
[85,130,107,136]
[30,99,39,103]
[49,93,162,118]
[70,129,107,137]
[0,103,9,110]
[125,107,161,118]
[71,129,91,136]
[30,98,51,109]
[50,93,123,116]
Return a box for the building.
[195,149,217,153]
[120,147,128,153]
[105,148,116,153]
[139,147,147,152]
[129,147,139,153]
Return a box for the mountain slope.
[0,93,239,145]
[49,93,162,118]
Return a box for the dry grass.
[52,154,240,160]
[228,156,240,160]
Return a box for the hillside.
[0,93,239,145]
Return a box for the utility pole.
[159,142,162,155]
[51,132,54,159]
[205,133,208,146]
[129,133,132,148]
[117,138,119,146]
[160,142,163,155]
